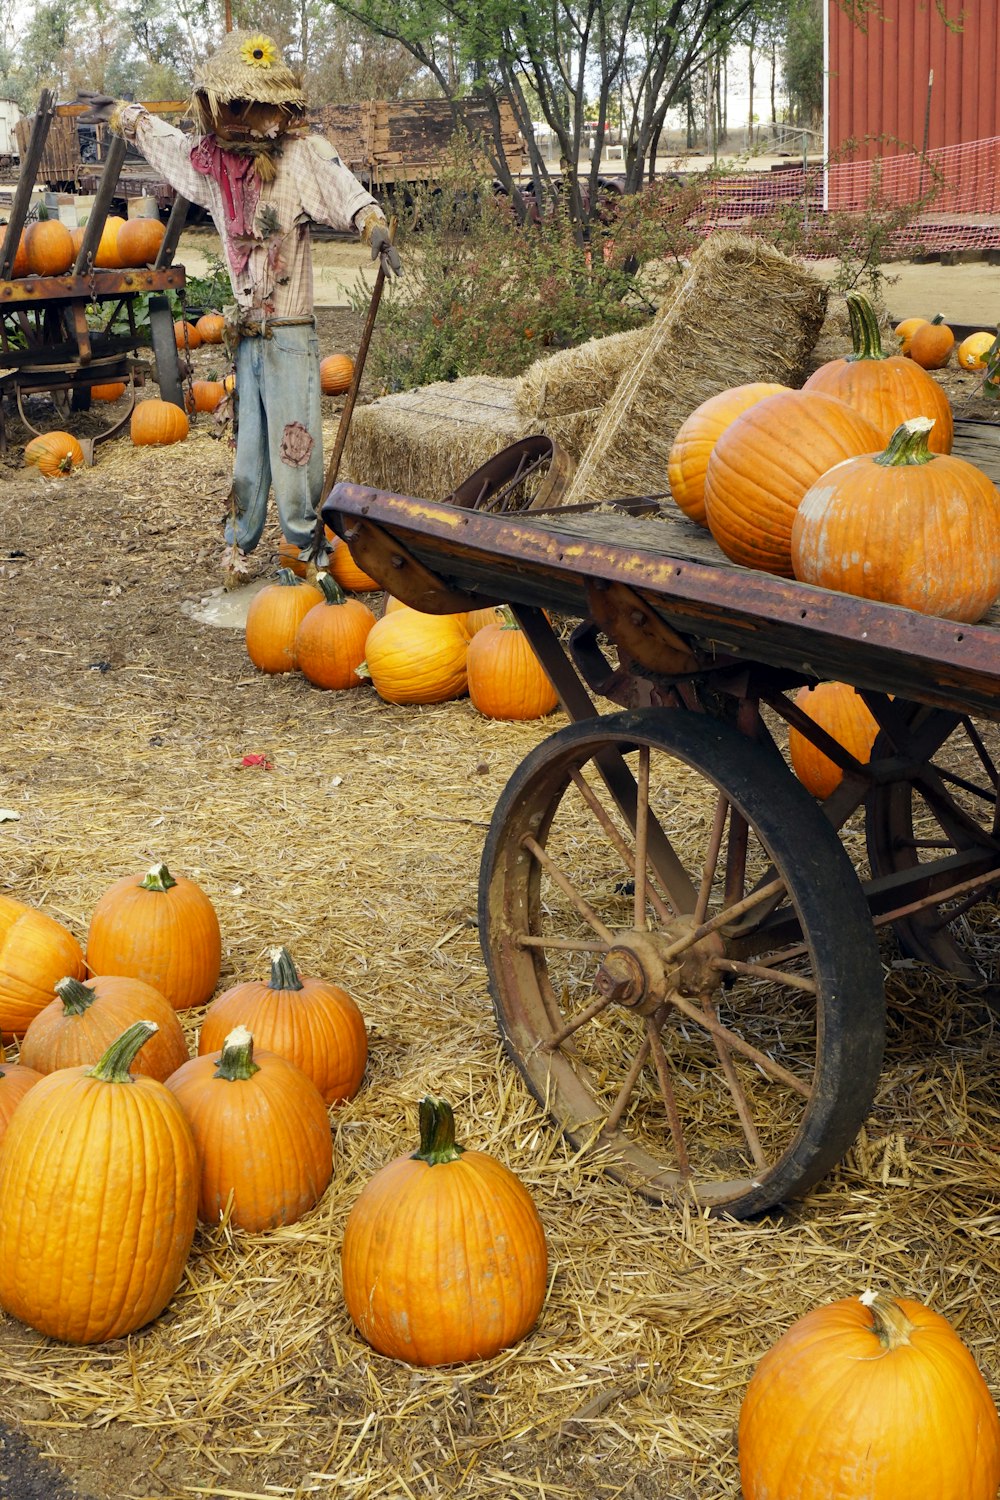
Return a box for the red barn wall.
[826,0,1000,162]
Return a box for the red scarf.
[189,136,261,275]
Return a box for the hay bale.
[342,376,532,499]
[542,406,602,460]
[563,232,829,506]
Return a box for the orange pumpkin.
[11,231,29,277]
[277,538,310,577]
[166,1025,334,1231]
[465,604,504,634]
[957,331,996,371]
[0,1019,198,1344]
[704,390,882,577]
[908,313,954,369]
[245,568,323,674]
[173,319,202,351]
[20,974,189,1082]
[25,219,74,276]
[0,895,85,1040]
[116,216,165,267]
[93,215,127,269]
[131,398,189,446]
[294,573,376,690]
[86,861,222,1012]
[804,291,953,453]
[739,1291,1000,1500]
[68,225,86,265]
[893,315,927,356]
[327,534,380,591]
[788,682,880,800]
[320,353,354,395]
[89,380,126,402]
[0,1046,42,1148]
[359,608,469,704]
[187,379,226,413]
[792,416,1000,623]
[198,945,368,1105]
[466,606,559,720]
[341,1096,548,1366]
[195,312,226,344]
[668,382,788,525]
[24,431,85,477]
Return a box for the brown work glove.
[369,224,402,280]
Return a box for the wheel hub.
[593,920,726,1015]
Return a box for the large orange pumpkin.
[166,1025,334,1231]
[198,946,368,1105]
[327,534,380,592]
[667,382,788,525]
[803,290,953,453]
[341,1097,548,1366]
[93,215,127,268]
[173,319,202,351]
[11,231,29,277]
[908,313,954,369]
[86,861,222,1011]
[131,399,189,446]
[788,682,880,800]
[320,353,354,395]
[116,216,165,267]
[739,1290,1000,1500]
[20,973,189,1081]
[245,568,323,674]
[466,606,559,720]
[25,219,74,276]
[792,416,1000,623]
[89,380,126,402]
[0,1046,42,1148]
[0,1020,198,1344]
[24,431,85,477]
[294,573,376,690]
[0,894,85,1039]
[359,609,469,704]
[187,379,226,414]
[893,314,927,356]
[195,312,226,345]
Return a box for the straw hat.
[192,30,307,121]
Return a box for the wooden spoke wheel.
[866,705,1000,991]
[479,710,885,1218]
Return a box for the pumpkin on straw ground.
[0,894,85,1039]
[245,569,323,674]
[294,574,375,691]
[788,682,880,801]
[20,973,189,1081]
[358,608,469,704]
[166,1026,333,1232]
[86,861,222,1011]
[466,606,559,721]
[24,431,85,477]
[341,1096,548,1366]
[131,399,189,446]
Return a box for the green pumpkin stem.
[214,1025,261,1082]
[317,573,348,606]
[860,1290,916,1350]
[413,1096,465,1166]
[55,975,99,1015]
[88,1019,158,1083]
[268,945,304,992]
[498,604,521,631]
[844,291,887,363]
[139,862,178,893]
[276,567,301,586]
[874,416,936,468]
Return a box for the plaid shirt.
[119,107,381,317]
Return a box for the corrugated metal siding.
[827,0,1000,160]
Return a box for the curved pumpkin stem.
[860,1289,917,1350]
[316,574,348,606]
[215,1025,261,1082]
[874,416,936,468]
[268,945,305,992]
[413,1096,465,1166]
[497,604,521,631]
[89,1019,159,1083]
[845,291,887,363]
[140,862,178,893]
[55,975,99,1015]
[276,568,301,587]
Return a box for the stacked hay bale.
[563,233,828,506]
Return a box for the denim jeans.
[226,322,328,562]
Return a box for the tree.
[319,0,761,228]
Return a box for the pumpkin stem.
[276,567,301,587]
[88,1019,158,1083]
[55,975,99,1015]
[214,1024,261,1082]
[355,660,372,680]
[139,862,178,893]
[413,1096,465,1166]
[268,945,304,992]
[498,604,521,631]
[317,573,348,606]
[845,291,887,362]
[929,311,945,325]
[860,1289,917,1350]
[873,416,936,468]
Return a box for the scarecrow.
[81,31,401,588]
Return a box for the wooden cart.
[322,447,1000,1219]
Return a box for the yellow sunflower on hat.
[241,33,279,68]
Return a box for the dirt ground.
[0,259,999,1500]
